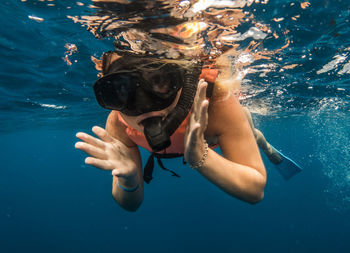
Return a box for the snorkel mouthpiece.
[141,117,171,152]
[142,63,201,152]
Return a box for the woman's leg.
[242,107,283,164]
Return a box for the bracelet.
[189,141,209,169]
[117,181,140,192]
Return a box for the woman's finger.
[85,157,114,170]
[92,126,114,143]
[194,80,208,121]
[185,122,200,147]
[193,80,203,117]
[75,141,107,160]
[76,132,105,149]
[198,80,208,100]
[193,79,202,104]
[198,99,209,135]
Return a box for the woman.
[75,53,267,212]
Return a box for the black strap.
[143,153,183,184]
[143,153,155,183]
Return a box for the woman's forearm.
[195,149,266,204]
[112,174,144,212]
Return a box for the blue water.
[1,0,350,252]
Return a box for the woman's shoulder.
[206,94,247,136]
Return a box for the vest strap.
[143,153,183,184]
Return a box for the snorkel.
[141,64,201,151]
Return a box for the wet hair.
[103,53,193,75]
[211,50,242,101]
[99,52,239,101]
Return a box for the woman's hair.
[104,54,195,74]
[211,49,241,101]
[94,52,241,101]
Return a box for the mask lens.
[94,72,137,110]
[94,61,183,115]
[141,65,183,98]
[121,87,177,116]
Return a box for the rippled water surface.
[1,1,350,252]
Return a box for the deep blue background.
[1,0,350,252]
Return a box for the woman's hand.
[184,79,209,167]
[75,126,138,179]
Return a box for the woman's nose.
[153,75,162,84]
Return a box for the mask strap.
[143,153,182,184]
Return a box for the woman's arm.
[76,111,144,212]
[185,80,266,203]
[105,111,144,212]
[202,95,266,203]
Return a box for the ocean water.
[1,0,350,252]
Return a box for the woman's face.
[119,89,182,133]
[142,68,172,94]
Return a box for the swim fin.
[269,145,303,180]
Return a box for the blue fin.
[270,145,303,180]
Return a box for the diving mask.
[93,53,201,152]
[94,53,184,116]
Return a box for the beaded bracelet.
[117,181,140,192]
[189,141,209,169]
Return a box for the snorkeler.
[75,52,300,211]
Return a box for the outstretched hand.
[75,126,138,179]
[184,79,209,167]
